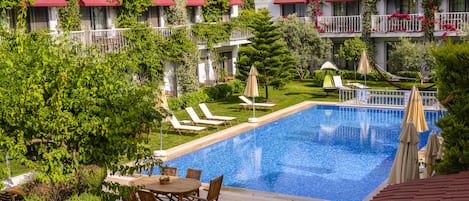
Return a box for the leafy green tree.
[388,38,436,75]
[278,14,332,80]
[433,41,469,174]
[122,25,166,83]
[336,37,366,80]
[237,8,295,101]
[0,29,162,186]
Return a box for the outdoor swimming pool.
[154,105,445,201]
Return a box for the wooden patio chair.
[185,175,223,201]
[160,166,178,176]
[136,190,158,201]
[185,168,202,196]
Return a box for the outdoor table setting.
[130,175,201,201]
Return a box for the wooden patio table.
[130,175,201,201]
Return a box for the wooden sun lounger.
[169,116,207,135]
[199,103,237,125]
[185,107,225,126]
[238,96,275,111]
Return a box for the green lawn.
[146,79,340,151]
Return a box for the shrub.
[311,70,326,86]
[396,71,422,79]
[66,193,101,201]
[227,79,245,94]
[337,70,354,80]
[168,97,183,111]
[167,91,209,111]
[204,84,233,100]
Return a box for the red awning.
[31,0,67,7]
[273,0,307,4]
[229,0,243,5]
[153,0,176,6]
[79,0,123,6]
[187,0,205,6]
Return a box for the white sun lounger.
[199,103,237,124]
[169,116,207,135]
[185,107,225,126]
[332,75,351,90]
[238,96,275,111]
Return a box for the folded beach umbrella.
[402,85,428,133]
[388,121,420,184]
[244,65,259,122]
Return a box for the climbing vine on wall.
[58,0,81,31]
[361,0,378,66]
[422,0,441,42]
[166,0,188,25]
[115,0,152,27]
[310,0,322,32]
[203,0,230,22]
[0,0,31,32]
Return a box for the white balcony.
[64,25,252,54]
[316,15,362,36]
[434,12,469,36]
[371,14,424,37]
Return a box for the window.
[187,7,197,24]
[449,0,469,12]
[27,7,49,31]
[137,10,149,25]
[281,4,306,17]
[333,1,360,16]
[219,52,233,76]
[386,0,416,14]
[91,7,107,30]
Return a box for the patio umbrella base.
[153,150,168,157]
[248,118,259,123]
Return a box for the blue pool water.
[152,105,445,201]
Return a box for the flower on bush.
[388,12,411,21]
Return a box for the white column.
[48,7,59,32]
[195,6,203,22]
[107,7,117,29]
[159,7,166,27]
[231,6,239,18]
[232,45,239,76]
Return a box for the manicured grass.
[146,79,340,151]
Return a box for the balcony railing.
[435,12,469,32]
[64,25,252,54]
[371,14,423,33]
[316,15,362,33]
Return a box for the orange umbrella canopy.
[401,85,428,133]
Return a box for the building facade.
[256,0,468,71]
[1,0,249,96]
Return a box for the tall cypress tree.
[433,41,469,174]
[237,8,295,101]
